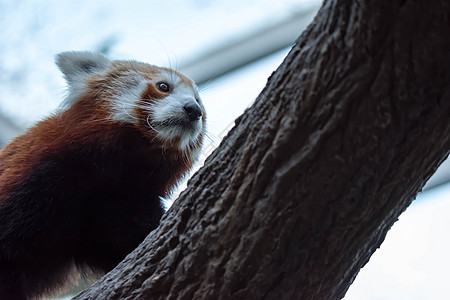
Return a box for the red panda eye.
[157,82,171,93]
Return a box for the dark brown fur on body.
[0,52,204,299]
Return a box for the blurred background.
[0,0,449,299]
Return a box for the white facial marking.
[110,75,147,123]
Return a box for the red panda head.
[56,51,206,161]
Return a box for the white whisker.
[122,104,139,121]
[146,115,160,133]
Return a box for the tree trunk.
[75,0,450,299]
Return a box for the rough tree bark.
[75,0,450,299]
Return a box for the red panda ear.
[56,51,110,85]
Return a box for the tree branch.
[75,0,450,299]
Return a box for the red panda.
[0,51,206,299]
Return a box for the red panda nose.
[183,102,203,121]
